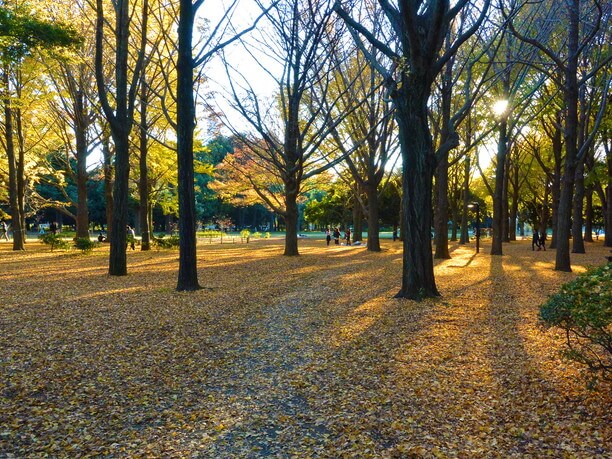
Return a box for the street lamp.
[468,202,480,254]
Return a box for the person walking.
[333,227,340,245]
[532,229,539,251]
[127,225,136,250]
[0,221,8,241]
[345,228,351,246]
[539,229,547,251]
[325,227,331,246]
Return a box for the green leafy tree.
[1,4,80,250]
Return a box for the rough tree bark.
[337,0,490,299]
[138,78,151,251]
[571,160,586,253]
[102,126,114,234]
[176,0,200,289]
[2,69,25,250]
[95,0,147,275]
[459,156,470,244]
[74,89,90,239]
[491,116,508,255]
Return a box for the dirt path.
[0,239,610,457]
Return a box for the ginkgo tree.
[0,2,80,250]
[504,0,611,271]
[220,0,353,257]
[94,0,148,274]
[336,0,491,299]
[171,0,273,290]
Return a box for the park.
[1,236,610,457]
[1,0,611,456]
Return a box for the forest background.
[0,0,610,294]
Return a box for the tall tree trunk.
[176,0,201,290]
[555,2,580,272]
[605,147,611,247]
[491,117,508,255]
[583,185,593,242]
[394,83,438,299]
[75,90,90,239]
[571,160,585,253]
[353,200,363,243]
[450,203,458,241]
[509,163,519,242]
[102,127,114,234]
[549,113,563,249]
[109,132,129,275]
[284,190,299,256]
[15,105,26,246]
[365,183,380,251]
[2,69,25,250]
[460,156,470,244]
[606,182,611,248]
[95,0,132,275]
[139,79,151,251]
[399,192,405,242]
[434,52,453,259]
[502,153,510,242]
[539,187,550,236]
[434,155,450,259]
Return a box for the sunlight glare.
[492,99,509,117]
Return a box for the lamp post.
[468,202,480,254]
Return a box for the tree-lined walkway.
[1,239,610,457]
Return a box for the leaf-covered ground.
[1,237,610,458]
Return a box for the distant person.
[127,225,136,250]
[0,221,8,241]
[325,227,331,246]
[539,230,547,251]
[345,228,351,246]
[392,227,398,242]
[49,221,57,235]
[532,229,539,251]
[333,227,340,245]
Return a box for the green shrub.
[153,235,180,249]
[240,229,250,243]
[264,232,271,239]
[252,231,261,239]
[540,264,611,382]
[74,237,98,253]
[38,232,70,251]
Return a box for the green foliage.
[264,232,271,239]
[304,186,351,227]
[252,232,262,239]
[38,232,69,251]
[540,264,612,382]
[73,237,97,253]
[240,229,251,243]
[153,235,180,249]
[195,136,234,222]
[0,6,81,61]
